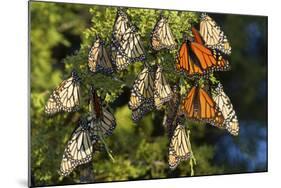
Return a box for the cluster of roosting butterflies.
[44,9,239,176]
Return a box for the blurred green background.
[30,1,268,187]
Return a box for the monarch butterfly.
[129,66,155,121]
[132,102,155,122]
[45,71,81,115]
[111,44,131,71]
[151,16,177,50]
[88,37,114,74]
[112,9,130,42]
[168,123,191,169]
[176,27,230,77]
[211,83,239,135]
[113,26,145,62]
[200,13,231,55]
[58,154,78,177]
[181,85,224,128]
[64,118,93,166]
[154,65,173,109]
[129,66,154,110]
[88,87,116,142]
[112,9,145,69]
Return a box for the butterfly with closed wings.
[151,15,177,51]
[45,70,81,115]
[211,83,239,135]
[168,123,191,169]
[88,37,114,74]
[111,9,145,70]
[129,66,155,121]
[200,13,231,55]
[58,118,93,177]
[88,87,116,142]
[154,65,173,109]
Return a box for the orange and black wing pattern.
[181,86,224,128]
[176,27,230,77]
[191,27,204,45]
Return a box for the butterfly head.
[156,64,163,72]
[216,82,224,92]
[71,70,77,76]
[159,14,167,23]
[95,35,105,45]
[182,33,193,43]
[71,70,81,82]
[78,117,90,130]
[117,8,129,20]
[200,13,209,21]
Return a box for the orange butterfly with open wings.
[176,27,230,77]
[181,84,224,128]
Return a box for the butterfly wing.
[89,88,116,141]
[131,102,154,122]
[88,38,114,74]
[191,27,205,45]
[168,148,180,170]
[191,42,229,71]
[151,16,177,50]
[176,28,230,77]
[176,41,204,76]
[113,9,130,42]
[168,124,191,169]
[45,94,61,115]
[181,86,224,127]
[176,41,230,77]
[212,83,239,135]
[129,66,155,122]
[129,66,154,110]
[64,119,93,166]
[112,10,145,65]
[117,26,145,61]
[58,154,78,177]
[89,105,116,141]
[111,44,130,71]
[154,66,173,109]
[200,13,231,55]
[45,71,81,114]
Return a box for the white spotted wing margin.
[154,65,173,109]
[88,87,116,143]
[88,37,114,74]
[151,15,177,51]
[111,9,145,70]
[129,66,155,110]
[45,70,81,115]
[129,66,155,122]
[211,83,239,136]
[168,124,191,170]
[58,154,78,177]
[200,13,232,55]
[58,118,93,177]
